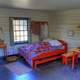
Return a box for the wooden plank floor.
[0,58,80,80]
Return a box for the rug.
[5,62,32,75]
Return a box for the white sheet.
[43,39,62,46]
[48,40,62,46]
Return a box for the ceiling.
[0,0,80,10]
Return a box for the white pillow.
[48,40,62,46]
[43,39,52,42]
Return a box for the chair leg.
[62,56,65,64]
[75,54,78,64]
[64,57,68,66]
[72,55,75,69]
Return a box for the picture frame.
[67,30,74,37]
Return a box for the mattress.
[18,41,64,63]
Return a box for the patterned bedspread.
[18,41,64,62]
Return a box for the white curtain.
[40,23,48,40]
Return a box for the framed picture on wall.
[67,30,75,37]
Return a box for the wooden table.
[70,48,80,53]
[0,43,7,57]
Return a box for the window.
[9,17,31,45]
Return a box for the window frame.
[9,17,31,45]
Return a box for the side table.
[62,51,78,69]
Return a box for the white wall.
[48,11,57,38]
[50,9,80,49]
[0,8,51,56]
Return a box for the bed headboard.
[58,40,68,53]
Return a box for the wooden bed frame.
[19,40,67,69]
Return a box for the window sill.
[14,41,28,45]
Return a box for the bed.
[18,40,67,68]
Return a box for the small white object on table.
[70,48,80,53]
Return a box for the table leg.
[72,55,75,69]
[75,54,78,64]
[4,46,7,57]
